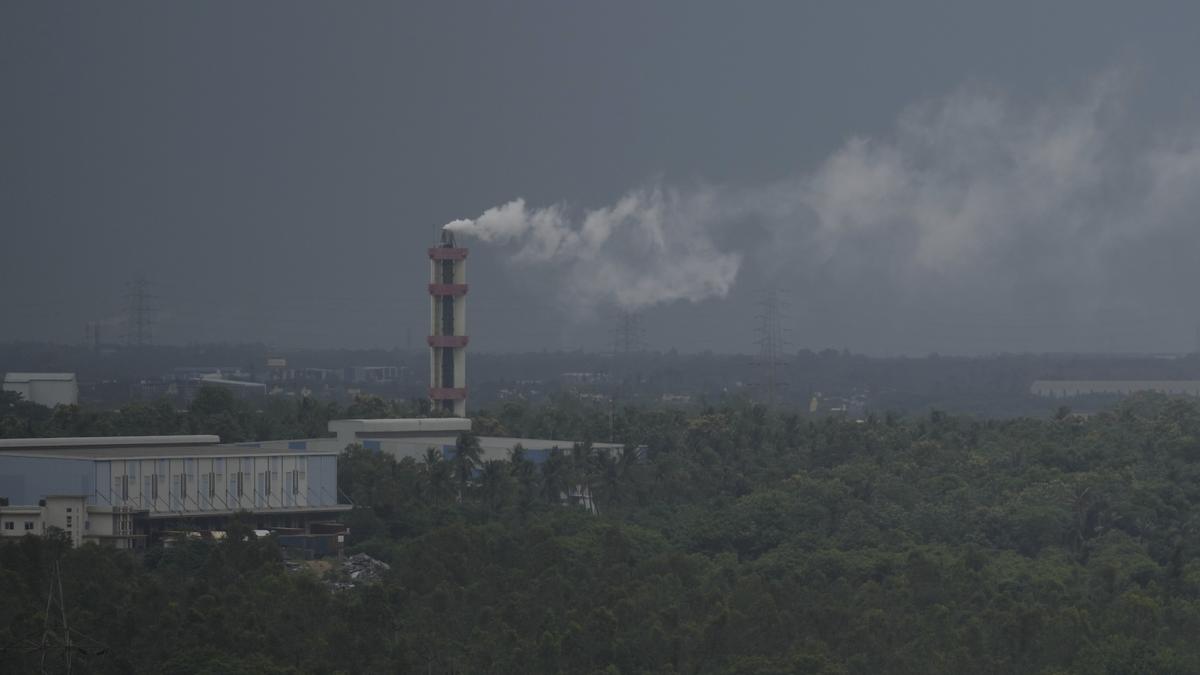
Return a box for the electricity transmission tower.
[607,310,646,442]
[25,559,109,673]
[124,276,156,347]
[752,289,790,406]
[611,310,645,356]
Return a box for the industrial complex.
[0,416,623,550]
[0,434,350,549]
[0,232,622,551]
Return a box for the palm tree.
[568,441,598,511]
[595,453,622,508]
[479,460,509,512]
[540,447,567,504]
[509,444,538,510]
[453,432,483,501]
[422,447,450,504]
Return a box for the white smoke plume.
[444,188,743,311]
[446,71,1200,342]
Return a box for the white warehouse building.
[3,372,79,407]
[0,435,350,549]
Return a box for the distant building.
[320,418,626,466]
[3,373,78,407]
[0,435,351,549]
[346,366,398,384]
[1031,380,1200,398]
[135,374,266,405]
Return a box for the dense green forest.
[7,392,1200,672]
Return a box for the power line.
[611,310,645,356]
[752,288,790,406]
[31,559,111,673]
[124,276,157,348]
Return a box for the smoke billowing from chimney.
[443,189,743,312]
[446,70,1200,334]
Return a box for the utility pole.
[753,289,790,406]
[124,276,156,348]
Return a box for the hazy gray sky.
[4,1,1200,354]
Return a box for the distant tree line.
[0,386,429,442]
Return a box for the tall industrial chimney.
[428,230,468,416]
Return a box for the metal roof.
[388,435,624,451]
[329,418,471,434]
[0,435,220,450]
[4,372,77,383]
[0,444,340,460]
[0,435,337,460]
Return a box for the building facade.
[0,435,350,549]
[3,372,79,407]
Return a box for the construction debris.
[321,553,391,591]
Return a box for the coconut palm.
[509,444,538,510]
[540,447,568,504]
[479,460,510,512]
[422,447,451,504]
[453,432,483,501]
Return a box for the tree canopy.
[7,392,1200,672]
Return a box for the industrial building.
[254,418,625,466]
[1030,380,1200,397]
[429,230,469,416]
[0,434,350,549]
[4,372,79,407]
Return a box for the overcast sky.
[4,2,1200,354]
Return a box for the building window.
[66,507,72,513]
[3,522,12,530]
[23,521,33,531]
[236,472,244,497]
[66,516,72,528]
[264,471,272,495]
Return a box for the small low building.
[3,372,79,407]
[1030,380,1200,398]
[311,418,627,465]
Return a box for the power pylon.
[124,276,156,347]
[608,309,646,442]
[752,289,790,406]
[23,559,113,672]
[611,310,645,356]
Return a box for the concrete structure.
[0,495,92,547]
[135,375,266,405]
[347,366,399,384]
[385,434,625,465]
[328,417,471,446]
[0,435,351,549]
[325,418,623,464]
[3,372,78,407]
[260,418,626,466]
[429,230,468,416]
[1031,380,1200,398]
